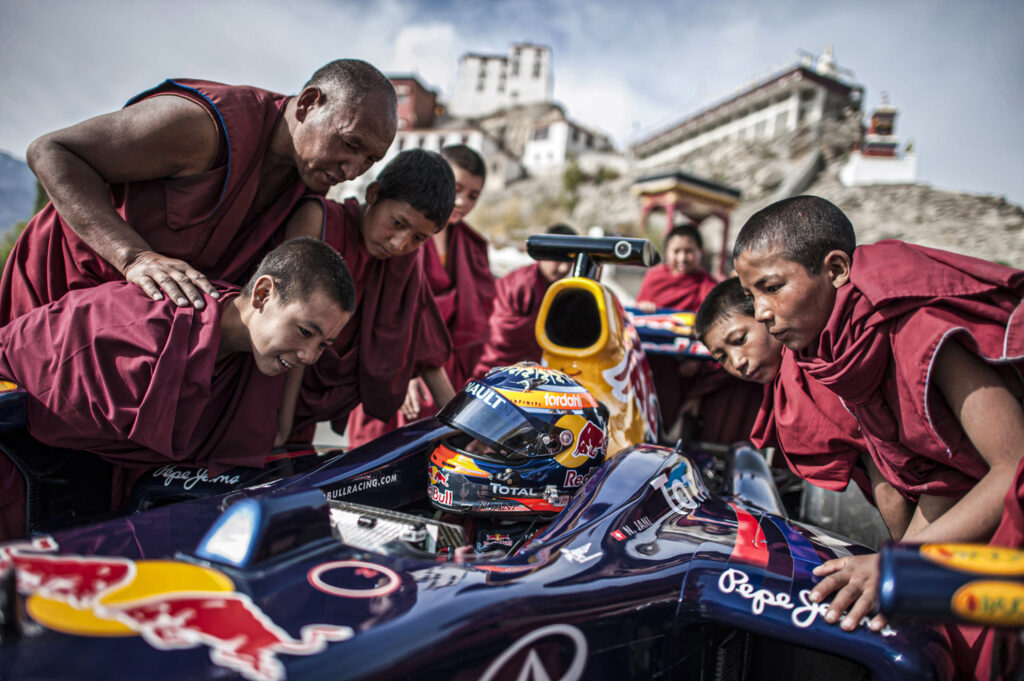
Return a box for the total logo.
[544,392,583,409]
[490,483,540,497]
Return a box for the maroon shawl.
[291,198,450,441]
[345,220,494,447]
[0,79,309,324]
[796,240,1024,499]
[473,263,550,377]
[422,220,496,388]
[751,350,870,494]
[636,264,718,311]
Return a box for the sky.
[1,0,1021,204]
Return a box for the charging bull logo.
[554,415,605,469]
[1,542,352,681]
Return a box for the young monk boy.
[472,224,577,377]
[0,237,355,540]
[280,149,456,444]
[695,278,898,525]
[733,195,1024,678]
[344,144,496,447]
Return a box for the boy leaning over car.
[0,237,354,541]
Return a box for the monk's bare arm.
[283,200,326,241]
[903,338,1024,542]
[811,339,1024,633]
[420,366,456,409]
[276,367,305,446]
[26,95,221,307]
[861,454,914,541]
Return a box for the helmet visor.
[439,381,568,458]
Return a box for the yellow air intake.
[535,277,659,457]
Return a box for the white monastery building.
[448,43,554,118]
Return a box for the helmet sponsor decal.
[464,381,508,410]
[1,543,351,681]
[429,485,454,506]
[554,415,605,469]
[494,388,599,411]
[478,623,588,681]
[427,465,449,487]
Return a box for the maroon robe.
[0,282,284,540]
[345,220,493,447]
[289,198,450,443]
[796,240,1024,499]
[634,265,755,441]
[473,263,550,377]
[0,79,310,325]
[636,264,718,311]
[751,350,871,495]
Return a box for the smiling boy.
[0,237,355,540]
[732,195,1024,678]
[280,149,456,444]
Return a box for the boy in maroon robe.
[0,238,355,540]
[1,60,396,324]
[278,150,456,444]
[472,224,577,377]
[733,195,1024,679]
[695,278,909,524]
[345,145,495,447]
[635,224,757,443]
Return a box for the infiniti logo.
[478,623,587,681]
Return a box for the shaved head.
[733,195,856,274]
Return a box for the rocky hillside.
[472,113,1024,269]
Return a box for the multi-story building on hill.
[448,42,553,118]
[631,46,863,169]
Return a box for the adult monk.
[0,59,395,323]
[472,224,577,377]
[279,149,455,444]
[733,195,1024,680]
[0,237,355,540]
[346,144,495,447]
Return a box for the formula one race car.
[0,236,952,681]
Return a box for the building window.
[533,125,549,140]
[754,120,767,138]
[532,61,542,78]
[775,111,788,133]
[511,59,519,77]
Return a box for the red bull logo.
[429,485,453,506]
[2,542,352,681]
[427,465,449,486]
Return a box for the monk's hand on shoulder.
[123,250,220,308]
[810,553,887,633]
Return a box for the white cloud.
[1,0,1020,203]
